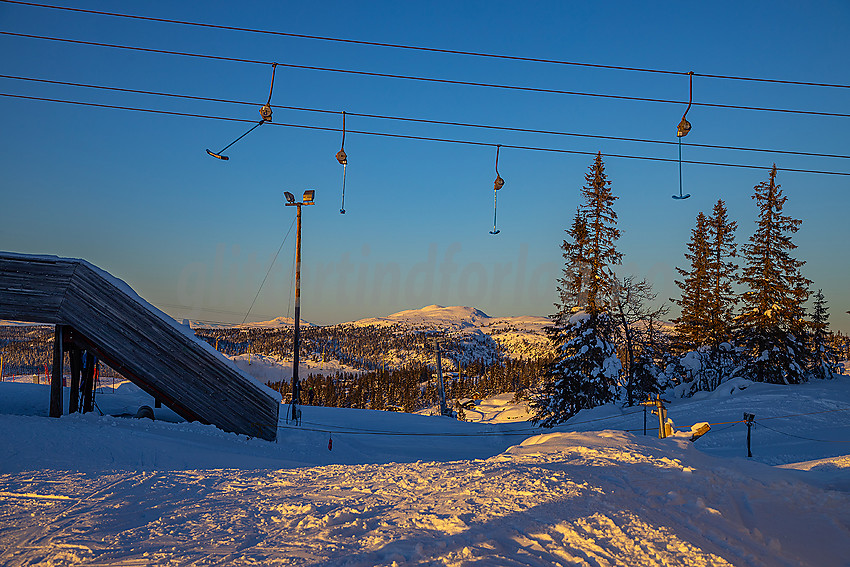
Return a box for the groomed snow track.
[0,252,279,441]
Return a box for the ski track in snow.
[2,432,849,566]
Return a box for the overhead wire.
[755,421,850,444]
[3,0,849,89]
[2,31,849,119]
[4,73,848,160]
[241,216,297,325]
[3,91,848,176]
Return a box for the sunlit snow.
[1,369,849,566]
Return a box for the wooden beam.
[68,347,82,413]
[49,325,64,418]
[81,351,95,414]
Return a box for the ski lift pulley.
[673,71,693,200]
[490,145,504,234]
[337,111,348,214]
[205,63,278,160]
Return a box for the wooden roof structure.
[0,252,279,441]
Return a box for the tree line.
[531,155,846,427]
[267,357,548,416]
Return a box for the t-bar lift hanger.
[490,145,505,235]
[673,71,693,200]
[206,63,278,160]
[336,111,348,214]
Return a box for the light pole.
[284,189,315,424]
[430,338,450,417]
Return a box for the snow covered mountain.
[341,305,552,362]
[192,305,553,371]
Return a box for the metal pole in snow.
[285,190,315,425]
[435,340,448,416]
[744,413,755,458]
[292,202,302,423]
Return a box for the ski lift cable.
[241,215,296,325]
[3,31,849,119]
[4,0,849,89]
[755,421,850,444]
[5,73,848,160]
[3,92,849,177]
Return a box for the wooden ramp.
[0,252,279,441]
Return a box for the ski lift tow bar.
[490,145,505,235]
[673,71,693,200]
[337,111,348,214]
[206,63,278,160]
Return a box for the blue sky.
[1,1,848,332]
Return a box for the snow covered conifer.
[672,212,711,349]
[533,312,621,427]
[809,289,842,379]
[580,153,622,314]
[535,153,622,426]
[705,199,739,346]
[738,166,811,384]
[554,208,591,320]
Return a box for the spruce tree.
[672,212,711,349]
[705,199,739,346]
[533,153,622,426]
[738,165,811,384]
[809,289,842,379]
[582,153,622,313]
[554,208,590,321]
[533,312,621,426]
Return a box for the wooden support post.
[82,351,96,414]
[49,325,64,418]
[69,348,82,413]
[641,395,671,439]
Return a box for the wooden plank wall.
[0,255,75,323]
[0,253,279,441]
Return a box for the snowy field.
[1,375,850,566]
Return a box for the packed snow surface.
[1,375,850,566]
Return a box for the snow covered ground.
[1,375,849,566]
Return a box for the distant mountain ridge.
[197,305,553,363]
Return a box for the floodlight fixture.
[284,191,296,204]
[302,190,315,204]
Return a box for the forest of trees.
[530,159,846,427]
[266,357,547,416]
[0,325,123,383]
